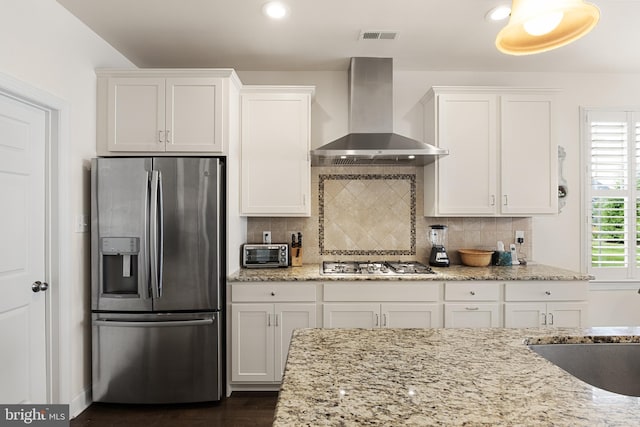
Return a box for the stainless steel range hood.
[311,57,448,166]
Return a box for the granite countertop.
[228,263,593,282]
[274,327,640,426]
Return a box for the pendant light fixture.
[495,0,600,55]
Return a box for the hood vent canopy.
[311,57,448,166]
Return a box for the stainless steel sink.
[529,343,640,397]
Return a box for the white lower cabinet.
[504,281,589,328]
[228,279,589,389]
[444,303,501,328]
[444,281,501,328]
[504,302,587,328]
[322,282,442,328]
[323,303,442,328]
[231,284,316,383]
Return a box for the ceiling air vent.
[359,30,399,40]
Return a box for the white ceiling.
[57,0,640,73]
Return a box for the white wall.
[0,0,135,414]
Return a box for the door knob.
[32,281,49,293]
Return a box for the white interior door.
[0,93,47,403]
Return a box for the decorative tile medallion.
[319,174,416,256]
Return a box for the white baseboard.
[69,386,92,419]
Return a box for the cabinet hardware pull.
[548,313,554,325]
[375,313,379,327]
[503,195,508,206]
[465,307,479,311]
[545,291,551,296]
[166,130,171,143]
[542,313,547,325]
[382,314,387,327]
[267,313,271,327]
[275,314,279,327]
[158,130,164,143]
[271,291,276,296]
[490,195,496,206]
[470,291,475,296]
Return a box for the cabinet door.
[274,303,316,381]
[547,302,588,328]
[107,77,166,152]
[500,94,557,214]
[241,91,311,216]
[382,303,442,328]
[323,303,379,328]
[231,304,274,382]
[436,94,497,215]
[165,77,223,152]
[504,302,546,328]
[444,303,500,328]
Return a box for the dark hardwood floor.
[70,392,279,427]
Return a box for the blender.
[428,225,450,267]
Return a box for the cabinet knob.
[545,291,551,296]
[270,291,276,296]
[470,291,476,296]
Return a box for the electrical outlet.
[515,230,525,244]
[75,214,89,233]
[262,231,271,244]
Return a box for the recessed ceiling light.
[486,5,512,21]
[262,1,289,19]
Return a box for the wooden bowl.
[458,249,494,267]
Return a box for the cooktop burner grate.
[321,260,435,275]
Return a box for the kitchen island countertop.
[228,263,593,282]
[274,327,640,426]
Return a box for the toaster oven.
[242,244,289,268]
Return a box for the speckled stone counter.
[228,263,592,282]
[274,328,640,426]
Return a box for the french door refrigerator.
[90,157,224,404]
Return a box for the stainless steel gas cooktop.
[321,260,435,275]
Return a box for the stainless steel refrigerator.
[90,157,224,404]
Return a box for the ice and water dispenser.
[100,237,140,294]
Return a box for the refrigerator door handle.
[150,170,161,300]
[157,171,164,298]
[144,170,151,299]
[94,318,214,328]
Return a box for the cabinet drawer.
[231,283,316,302]
[504,281,588,301]
[323,282,440,302]
[445,282,500,301]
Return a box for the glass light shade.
[495,0,600,55]
[523,11,564,36]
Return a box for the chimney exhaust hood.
[311,57,448,166]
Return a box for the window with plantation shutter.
[584,110,640,280]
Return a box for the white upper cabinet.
[240,86,314,216]
[422,87,558,217]
[165,77,223,152]
[500,94,557,214]
[97,69,240,155]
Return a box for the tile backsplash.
[319,173,416,256]
[246,166,532,265]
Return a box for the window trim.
[581,107,640,285]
